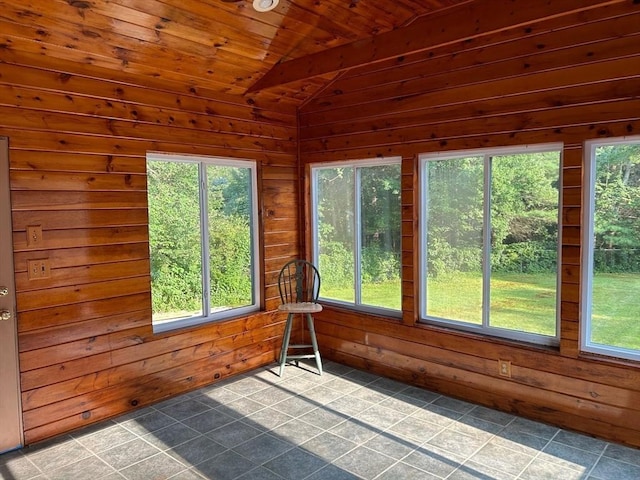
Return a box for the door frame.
[0,136,24,453]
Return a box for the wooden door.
[0,137,23,453]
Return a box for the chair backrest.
[278,259,321,305]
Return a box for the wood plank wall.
[0,53,299,444]
[299,3,640,447]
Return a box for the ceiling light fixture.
[253,0,279,12]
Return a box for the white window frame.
[311,157,402,317]
[147,152,260,333]
[419,143,563,346]
[581,136,640,362]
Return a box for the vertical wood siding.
[1,57,298,444]
[299,3,640,447]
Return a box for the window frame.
[419,143,563,346]
[581,136,640,362]
[147,152,261,333]
[310,157,402,317]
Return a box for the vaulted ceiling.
[0,0,468,107]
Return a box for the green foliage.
[360,164,402,253]
[425,151,561,278]
[147,161,203,316]
[426,156,484,256]
[592,144,640,272]
[318,241,353,289]
[146,143,640,320]
[147,160,254,318]
[362,245,400,283]
[425,156,484,278]
[209,213,253,307]
[492,242,557,273]
[316,163,402,302]
[426,239,481,279]
[316,167,354,250]
[490,152,559,274]
[594,249,640,273]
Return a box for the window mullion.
[199,163,211,317]
[421,161,429,319]
[581,145,596,352]
[311,169,320,268]
[354,167,362,305]
[482,155,492,329]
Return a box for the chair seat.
[278,302,323,313]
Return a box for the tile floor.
[1,361,639,480]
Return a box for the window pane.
[590,143,640,353]
[489,152,559,337]
[316,167,355,303]
[207,165,254,312]
[147,161,203,322]
[425,157,484,324]
[360,164,402,310]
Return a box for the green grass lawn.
[322,281,401,310]
[590,273,640,350]
[323,272,640,350]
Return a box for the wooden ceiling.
[0,0,467,107]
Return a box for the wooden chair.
[277,259,323,377]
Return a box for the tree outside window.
[421,145,561,345]
[312,159,402,314]
[146,153,259,332]
[582,139,640,361]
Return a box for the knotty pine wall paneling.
[1,55,298,443]
[299,3,640,447]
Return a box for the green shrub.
[318,241,353,289]
[492,242,557,273]
[362,245,400,283]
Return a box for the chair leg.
[306,313,322,376]
[279,313,294,377]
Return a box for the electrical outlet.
[27,259,51,280]
[498,359,512,378]
[27,225,43,247]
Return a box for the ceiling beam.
[247,0,627,93]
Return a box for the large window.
[146,153,259,332]
[312,158,402,314]
[420,145,561,345]
[582,138,640,362]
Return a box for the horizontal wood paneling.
[0,60,297,120]
[24,346,278,444]
[21,320,283,408]
[5,0,640,450]
[18,293,151,333]
[9,152,147,174]
[2,47,298,443]
[299,2,640,448]
[20,312,281,389]
[0,106,294,156]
